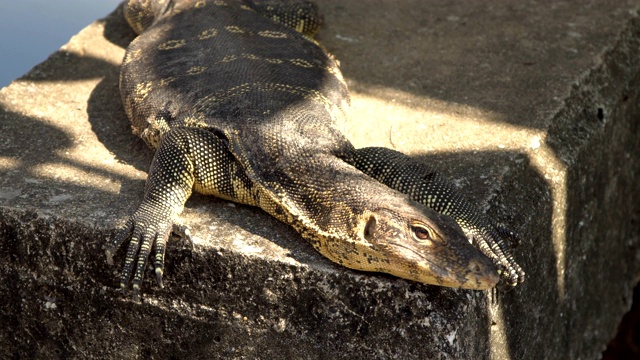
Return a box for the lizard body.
[107,0,523,300]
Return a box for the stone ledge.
[1,1,639,359]
[0,207,488,359]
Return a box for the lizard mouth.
[384,241,498,289]
[384,241,451,276]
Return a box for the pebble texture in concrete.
[1,1,639,359]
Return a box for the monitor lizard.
[107,0,525,301]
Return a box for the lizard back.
[120,0,350,150]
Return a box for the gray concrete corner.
[1,1,640,359]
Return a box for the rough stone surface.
[0,1,639,359]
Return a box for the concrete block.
[1,1,639,358]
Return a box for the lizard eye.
[410,224,435,244]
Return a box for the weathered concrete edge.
[0,205,491,359]
[541,12,640,360]
[424,9,640,360]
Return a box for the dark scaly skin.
[107,0,522,300]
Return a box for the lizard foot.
[106,201,184,301]
[471,224,525,288]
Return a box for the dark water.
[0,0,121,88]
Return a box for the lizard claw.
[106,201,178,300]
[132,284,141,302]
[151,224,192,288]
[155,267,164,288]
[469,224,525,288]
[106,218,134,266]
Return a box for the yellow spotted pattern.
[225,25,245,34]
[289,58,313,68]
[258,30,288,39]
[159,76,177,87]
[123,49,142,65]
[133,81,153,102]
[198,28,219,40]
[158,39,186,50]
[186,66,208,75]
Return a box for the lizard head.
[353,199,500,290]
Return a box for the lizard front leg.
[107,126,261,300]
[345,147,525,287]
[107,129,197,300]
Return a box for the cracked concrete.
[1,1,639,358]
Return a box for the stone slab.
[1,1,639,359]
